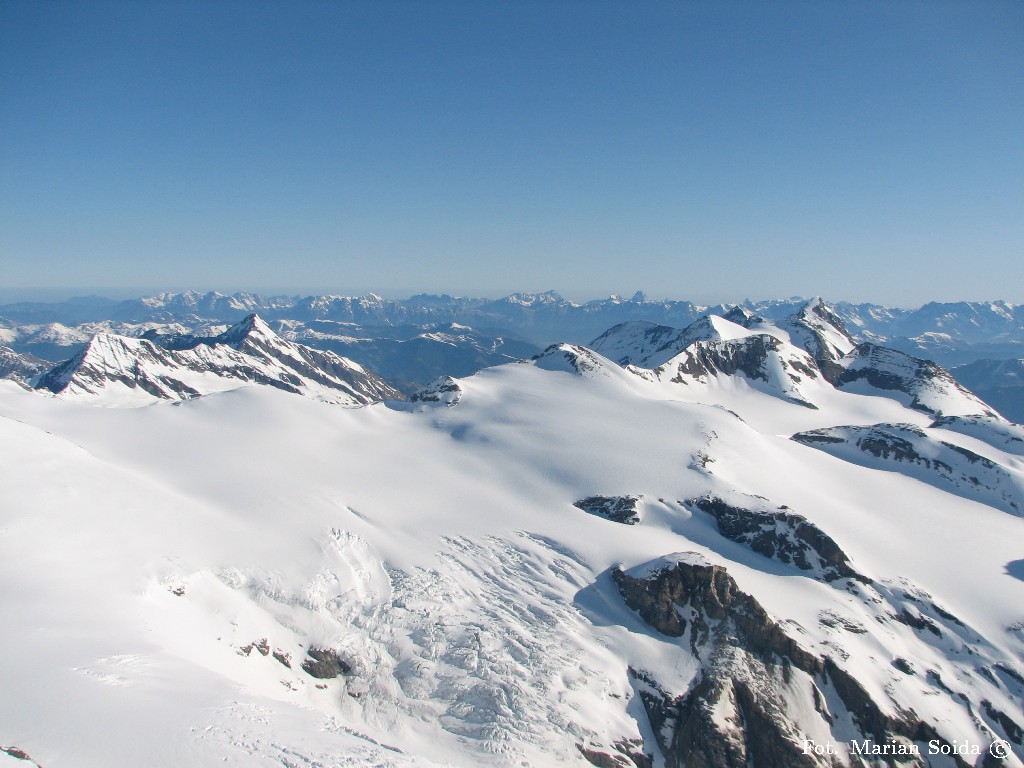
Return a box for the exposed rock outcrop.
[1,745,41,765]
[793,423,1024,516]
[685,495,866,582]
[776,298,856,381]
[930,414,1024,456]
[652,335,823,409]
[834,344,998,418]
[574,495,642,525]
[410,375,463,407]
[613,555,976,768]
[300,647,351,679]
[533,343,615,377]
[0,345,49,385]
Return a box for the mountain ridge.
[5,293,1023,420]
[34,313,401,406]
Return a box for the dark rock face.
[659,334,821,409]
[589,321,689,367]
[792,423,1023,517]
[0,746,37,763]
[410,376,463,406]
[672,335,817,384]
[301,647,351,679]
[574,495,642,525]
[982,701,1023,745]
[534,343,611,376]
[722,306,761,327]
[686,495,866,583]
[576,741,653,768]
[777,299,856,377]
[834,343,997,418]
[192,315,403,401]
[612,556,977,768]
[0,344,48,384]
[614,558,825,768]
[613,558,820,671]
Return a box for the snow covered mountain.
[3,291,1021,352]
[589,301,994,419]
[775,298,857,376]
[0,344,48,385]
[34,314,401,405]
[639,332,828,409]
[2,299,1023,768]
[591,315,754,369]
[4,292,1023,416]
[931,414,1024,456]
[833,343,999,418]
[793,422,1024,516]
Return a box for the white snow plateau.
[1,300,1022,768]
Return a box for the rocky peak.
[589,321,688,367]
[777,298,855,376]
[656,334,822,408]
[410,376,463,407]
[835,343,999,418]
[503,290,566,307]
[215,313,278,347]
[591,315,758,370]
[614,556,978,768]
[0,344,51,385]
[33,318,401,405]
[533,343,613,377]
[722,305,758,327]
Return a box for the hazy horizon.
[1,285,1021,312]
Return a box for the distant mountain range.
[2,290,1022,417]
[3,290,1023,354]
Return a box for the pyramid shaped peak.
[797,297,843,321]
[217,313,279,345]
[786,297,848,332]
[724,305,754,321]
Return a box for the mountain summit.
[35,314,401,405]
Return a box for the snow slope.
[1,318,1022,767]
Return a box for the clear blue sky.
[1,0,1022,305]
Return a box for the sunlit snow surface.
[1,344,1023,767]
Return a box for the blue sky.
[1,0,1022,305]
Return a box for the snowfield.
[1,310,1023,767]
